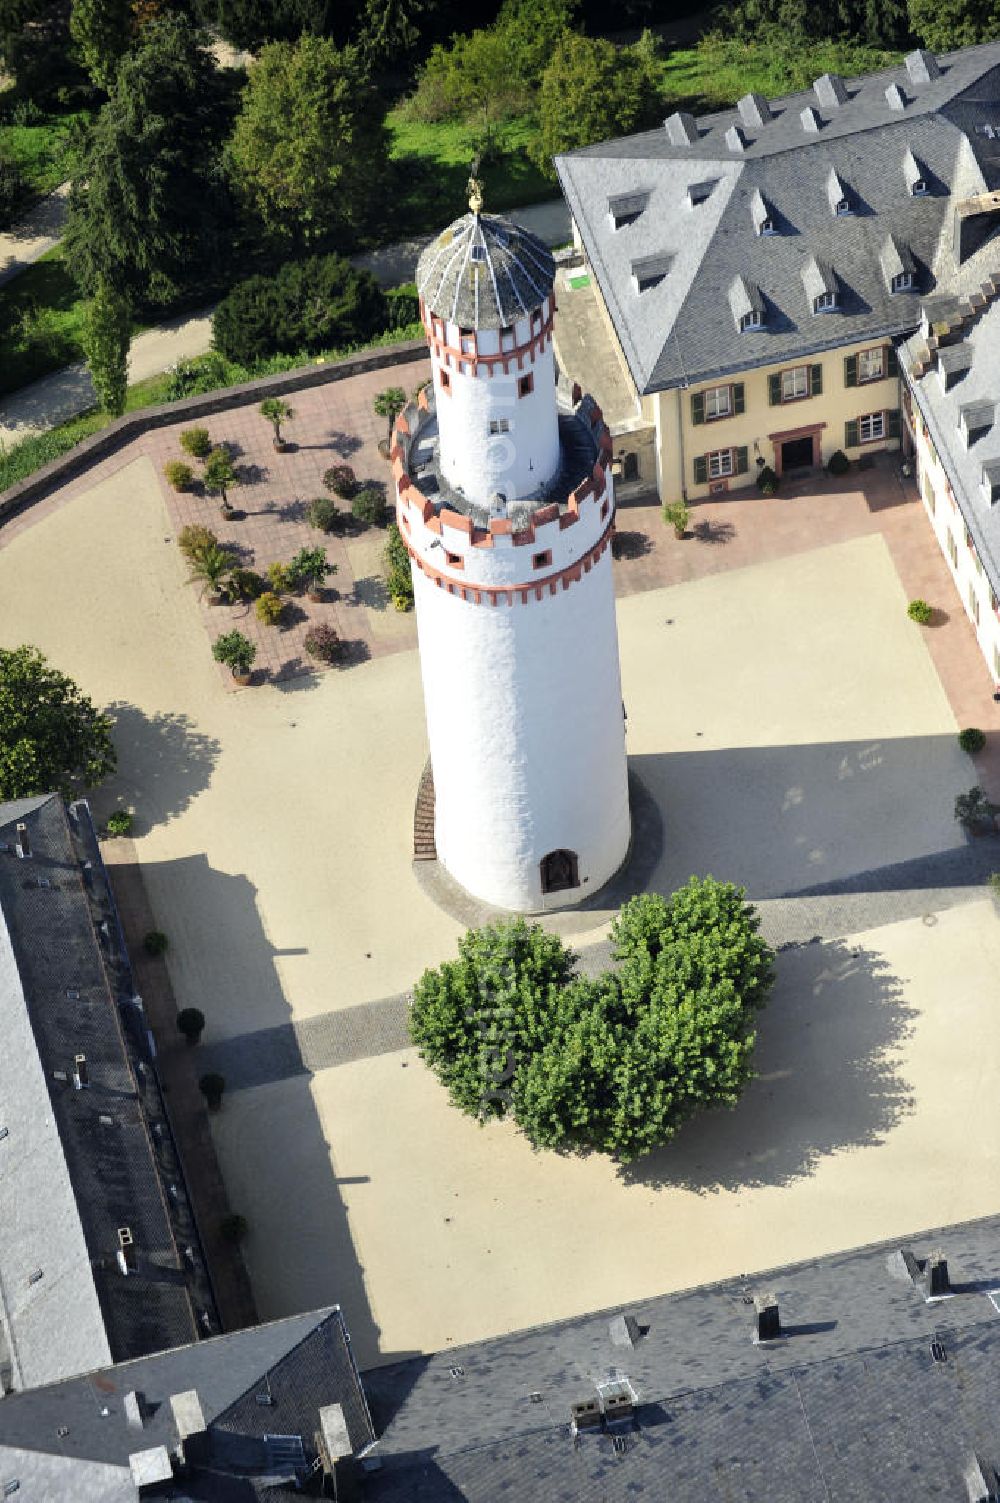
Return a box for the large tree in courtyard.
[225,34,389,250]
[64,12,231,309]
[409,878,775,1162]
[0,646,116,800]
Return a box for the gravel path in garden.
[0,180,69,287]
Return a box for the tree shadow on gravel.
[691,518,736,545]
[618,939,915,1192]
[611,529,652,560]
[101,703,222,830]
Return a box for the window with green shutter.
[694,454,708,484]
[691,391,705,425]
[733,382,745,415]
[845,419,859,448]
[844,354,857,387]
[734,446,749,475]
[809,364,823,396]
[768,373,781,406]
[886,345,899,377]
[887,408,901,439]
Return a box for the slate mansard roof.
[0,1306,375,1500]
[360,1214,1000,1500]
[416,211,556,329]
[555,41,1000,394]
[0,794,212,1392]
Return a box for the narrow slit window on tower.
[445,551,464,569]
[518,373,534,398]
[440,369,451,392]
[532,550,552,569]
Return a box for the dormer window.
[911,177,927,196]
[608,191,649,230]
[729,274,765,333]
[740,311,764,331]
[835,198,850,216]
[631,253,672,294]
[803,255,839,316]
[688,180,715,207]
[903,149,930,195]
[827,169,852,217]
[815,291,838,313]
[891,271,916,293]
[759,217,775,235]
[750,188,777,236]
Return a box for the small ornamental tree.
[352,487,386,527]
[177,1007,206,1044]
[203,446,238,513]
[212,630,256,680]
[0,645,116,800]
[409,879,775,1162]
[180,427,212,460]
[287,547,336,595]
[260,397,293,445]
[323,464,356,499]
[383,521,413,610]
[187,544,235,598]
[373,386,406,445]
[303,622,342,663]
[307,496,340,533]
[164,460,194,492]
[81,276,131,417]
[178,524,219,562]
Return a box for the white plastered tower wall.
[398,210,632,912]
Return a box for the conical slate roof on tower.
[416,212,556,329]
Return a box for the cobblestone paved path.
[200,845,999,1092]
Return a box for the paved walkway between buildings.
[200,849,1000,1092]
[0,180,69,286]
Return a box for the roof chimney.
[318,1403,352,1471]
[725,124,748,153]
[800,106,822,134]
[14,823,30,859]
[124,1391,145,1430]
[814,73,848,108]
[905,48,941,84]
[738,92,772,127]
[609,1314,642,1348]
[117,1226,137,1276]
[664,111,698,146]
[927,1250,950,1297]
[570,1398,602,1433]
[885,82,907,110]
[129,1447,174,1495]
[170,1389,206,1444]
[73,1054,89,1090]
[753,1292,781,1343]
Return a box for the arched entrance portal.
[539,849,579,895]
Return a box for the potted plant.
[308,495,340,533]
[176,1007,206,1045]
[187,543,234,602]
[959,727,987,755]
[266,560,294,594]
[180,426,212,460]
[255,590,285,626]
[352,487,386,528]
[662,500,689,539]
[164,460,194,492]
[288,546,337,601]
[304,622,343,663]
[374,386,406,458]
[178,524,219,563]
[260,397,293,451]
[756,465,778,496]
[955,785,1000,836]
[323,464,357,500]
[212,629,256,684]
[907,598,934,624]
[199,1072,226,1112]
[203,445,239,517]
[105,810,134,837]
[223,567,266,604]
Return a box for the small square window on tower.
[532,549,552,570]
[518,373,534,398]
[440,368,451,393]
[489,418,511,436]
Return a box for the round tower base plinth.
[411,765,662,934]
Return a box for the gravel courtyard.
[1,440,996,1369]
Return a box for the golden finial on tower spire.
[467,153,484,216]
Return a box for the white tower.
[393,207,630,912]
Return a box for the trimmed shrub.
[308,495,341,533]
[955,785,999,831]
[908,598,933,624]
[212,629,256,678]
[959,728,987,755]
[255,590,285,625]
[164,459,194,491]
[288,547,336,594]
[179,426,212,459]
[212,253,387,365]
[827,449,850,476]
[178,524,218,562]
[383,521,414,611]
[352,487,386,526]
[176,1007,206,1044]
[144,930,168,957]
[757,464,778,495]
[662,500,689,535]
[267,561,294,594]
[304,622,343,663]
[199,1072,225,1110]
[324,464,357,499]
[106,810,134,837]
[224,567,266,603]
[386,282,420,329]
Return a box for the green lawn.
[0,244,90,399]
[387,110,553,231]
[654,35,900,113]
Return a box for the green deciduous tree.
[225,34,389,250]
[81,276,130,415]
[409,879,775,1162]
[64,13,232,310]
[211,253,387,363]
[70,0,131,91]
[535,30,662,176]
[0,645,116,799]
[907,0,999,48]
